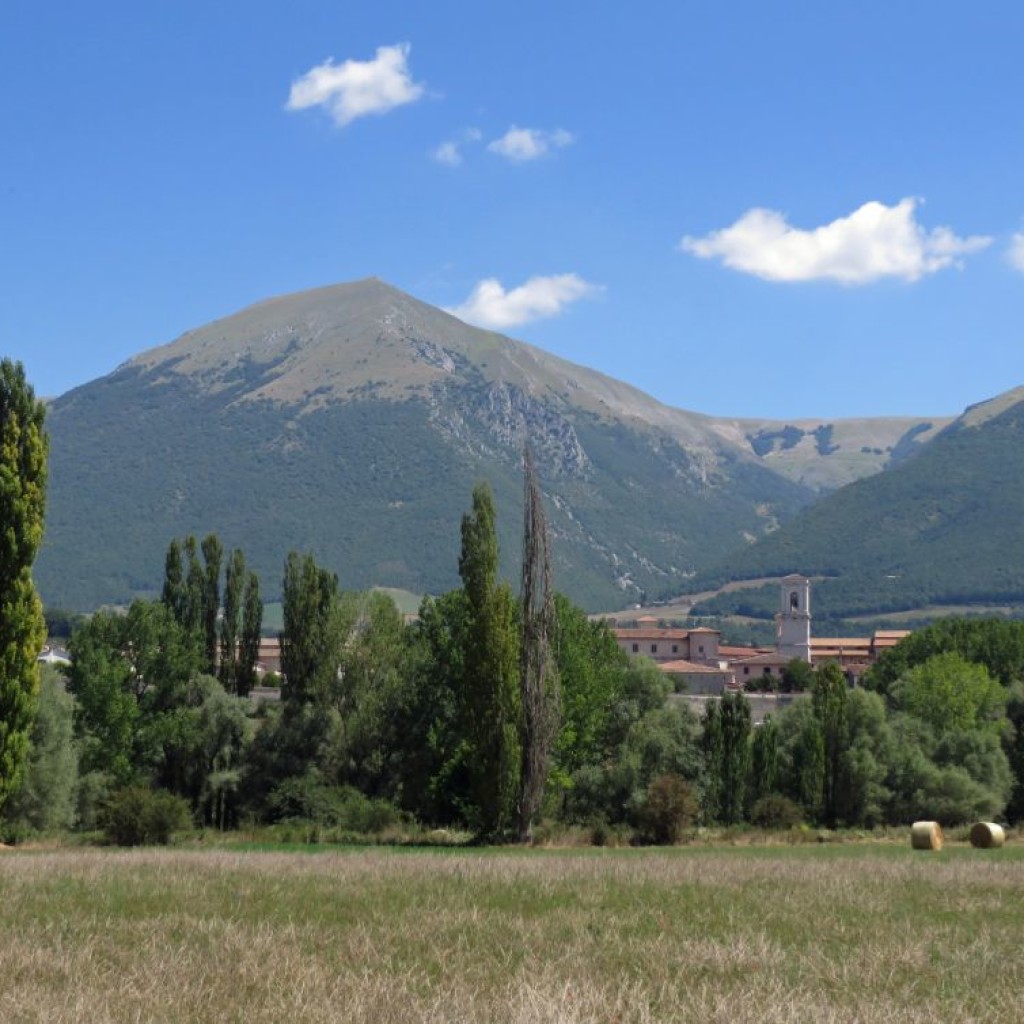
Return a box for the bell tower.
[776,574,811,662]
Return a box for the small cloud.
[1008,233,1024,272]
[433,141,462,166]
[446,274,598,329]
[680,198,992,284]
[487,126,574,162]
[432,128,482,167]
[286,43,424,127]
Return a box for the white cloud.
[432,128,482,167]
[680,198,992,284]
[433,141,462,166]
[446,274,598,329]
[286,43,424,127]
[1008,233,1024,272]
[487,126,574,162]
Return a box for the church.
[611,575,908,696]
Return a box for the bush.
[750,793,804,830]
[267,771,400,833]
[100,787,192,846]
[633,774,698,845]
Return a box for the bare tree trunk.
[517,445,559,842]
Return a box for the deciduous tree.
[749,713,780,808]
[201,534,223,675]
[891,652,1006,737]
[813,662,849,827]
[718,691,752,824]
[280,551,347,706]
[238,572,262,698]
[458,483,520,839]
[161,538,185,623]
[219,548,245,693]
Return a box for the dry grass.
[0,845,1021,1022]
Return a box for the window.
[698,645,705,655]
[651,644,658,654]
[672,644,678,654]
[631,644,638,653]
[743,667,749,676]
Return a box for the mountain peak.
[129,277,486,408]
[39,278,974,612]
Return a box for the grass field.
[1,843,1021,1022]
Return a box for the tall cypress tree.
[458,482,520,839]
[0,360,48,810]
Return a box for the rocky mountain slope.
[36,279,943,611]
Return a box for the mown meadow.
[1,843,1021,1023]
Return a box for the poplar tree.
[183,536,205,640]
[812,662,849,827]
[238,572,262,698]
[701,699,724,822]
[517,447,559,842]
[161,538,185,623]
[702,692,752,824]
[280,551,345,706]
[718,690,752,824]
[219,548,245,692]
[749,713,780,807]
[201,534,223,675]
[0,359,48,809]
[458,482,520,839]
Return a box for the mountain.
[36,279,940,612]
[690,386,1024,622]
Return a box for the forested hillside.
[692,388,1024,620]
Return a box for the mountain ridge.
[689,384,1024,622]
[36,279,951,612]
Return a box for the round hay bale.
[969,822,1006,849]
[911,821,943,850]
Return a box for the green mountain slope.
[691,387,1024,619]
[35,279,941,611]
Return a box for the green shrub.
[267,771,400,833]
[100,787,192,846]
[750,793,804,830]
[633,774,698,845]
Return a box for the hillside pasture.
[0,844,1021,1022]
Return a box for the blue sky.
[2,2,1021,418]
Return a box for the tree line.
[10,534,1024,843]
[2,354,1024,842]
